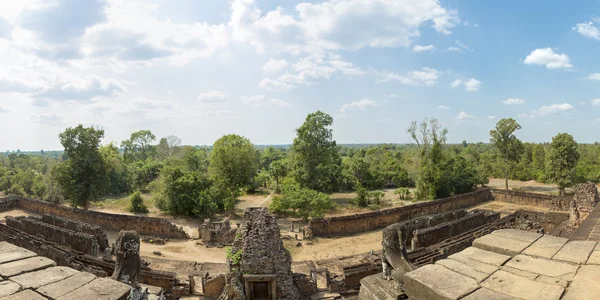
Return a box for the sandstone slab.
[472,234,532,257]
[435,259,490,283]
[552,240,596,264]
[504,254,578,281]
[535,275,568,288]
[522,234,568,259]
[57,277,131,300]
[448,255,498,275]
[461,287,518,300]
[500,266,538,280]
[451,247,510,267]
[0,242,17,252]
[586,251,600,265]
[37,272,97,300]
[403,264,479,300]
[0,281,20,298]
[0,257,56,277]
[562,265,600,300]
[491,229,542,243]
[481,270,564,300]
[0,248,36,265]
[0,289,47,300]
[9,266,79,289]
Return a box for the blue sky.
[0,0,600,150]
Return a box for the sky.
[1,0,600,150]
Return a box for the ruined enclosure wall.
[411,211,500,249]
[0,197,18,212]
[41,214,109,251]
[12,196,189,238]
[309,188,493,237]
[513,210,569,234]
[491,189,570,210]
[5,216,99,255]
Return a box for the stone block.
[491,229,542,243]
[0,257,56,277]
[9,266,79,289]
[504,254,578,281]
[0,248,37,265]
[0,242,17,252]
[461,288,518,300]
[57,277,131,300]
[481,270,564,300]
[403,264,479,300]
[500,266,538,280]
[0,289,47,300]
[522,235,568,259]
[552,240,597,264]
[447,255,498,275]
[472,234,532,257]
[586,251,600,265]
[562,265,600,300]
[37,272,97,300]
[450,247,511,267]
[435,259,490,283]
[535,275,568,288]
[0,281,20,298]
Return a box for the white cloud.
[413,45,435,52]
[587,73,600,81]
[33,76,126,102]
[573,21,600,40]
[487,116,496,119]
[382,93,397,98]
[376,67,439,86]
[456,111,473,120]
[0,106,13,114]
[451,79,462,87]
[340,98,377,112]
[591,99,600,106]
[523,48,572,69]
[438,105,450,110]
[445,47,461,52]
[258,79,295,91]
[29,113,66,125]
[196,91,228,103]
[520,103,574,118]
[455,40,473,51]
[262,59,288,73]
[464,78,481,91]
[503,98,525,105]
[241,95,290,107]
[132,97,174,110]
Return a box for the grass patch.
[92,192,157,213]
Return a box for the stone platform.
[0,241,131,299]
[403,229,600,300]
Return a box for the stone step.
[357,274,403,300]
[404,264,479,300]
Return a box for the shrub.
[128,191,149,213]
[270,186,333,220]
[9,184,26,197]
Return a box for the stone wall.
[41,214,109,251]
[308,188,493,237]
[491,189,570,210]
[11,196,189,239]
[5,216,99,256]
[411,210,500,249]
[0,197,17,212]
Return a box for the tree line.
[0,112,590,219]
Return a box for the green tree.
[56,125,107,209]
[489,118,523,190]
[547,133,580,195]
[407,118,447,199]
[532,144,546,181]
[269,186,333,220]
[209,134,258,211]
[128,190,149,213]
[290,111,341,193]
[268,160,287,193]
[100,142,131,195]
[127,130,156,161]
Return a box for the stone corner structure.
[112,230,142,288]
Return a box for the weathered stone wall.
[0,197,17,212]
[491,189,570,210]
[292,273,317,296]
[202,274,226,299]
[6,216,99,255]
[342,263,381,290]
[411,210,500,249]
[10,196,189,239]
[513,210,570,235]
[570,182,600,227]
[309,188,493,237]
[41,214,109,251]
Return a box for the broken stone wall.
[0,197,18,212]
[5,216,99,256]
[569,182,600,227]
[198,218,237,246]
[492,189,570,210]
[309,188,492,237]
[292,273,316,296]
[10,196,188,239]
[411,210,500,249]
[41,214,109,251]
[510,210,569,235]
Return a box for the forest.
[0,111,595,220]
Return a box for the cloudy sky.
[1,0,600,150]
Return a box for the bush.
[394,187,411,200]
[128,191,149,213]
[269,186,333,220]
[8,184,26,197]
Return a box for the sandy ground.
[285,230,383,261]
[470,201,552,217]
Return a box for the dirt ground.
[284,230,383,261]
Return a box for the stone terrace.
[0,241,131,300]
[403,229,600,300]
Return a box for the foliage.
[490,118,523,190]
[394,187,411,199]
[269,186,333,220]
[352,183,385,206]
[128,191,149,213]
[9,184,26,197]
[268,159,287,193]
[122,130,156,162]
[546,133,580,195]
[225,247,243,265]
[290,111,341,193]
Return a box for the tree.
[546,133,580,195]
[157,135,182,160]
[268,160,287,193]
[532,144,546,181]
[489,118,523,190]
[127,130,156,161]
[209,134,258,211]
[290,111,341,193]
[56,125,107,209]
[269,186,333,220]
[128,191,149,213]
[100,142,131,195]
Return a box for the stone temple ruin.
[198,218,238,246]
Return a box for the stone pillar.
[112,230,142,288]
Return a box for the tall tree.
[290,111,341,193]
[489,118,523,190]
[56,125,107,209]
[128,130,156,161]
[547,133,580,196]
[532,143,546,181]
[209,134,258,211]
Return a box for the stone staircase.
[357,274,404,300]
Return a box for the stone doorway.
[243,274,276,300]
